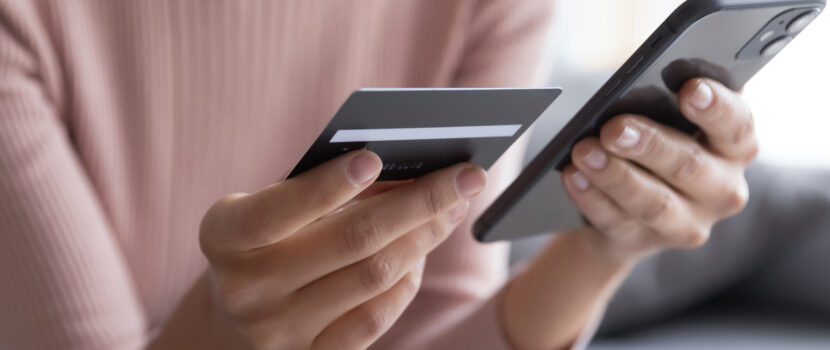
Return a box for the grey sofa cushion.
[590,308,830,350]
[598,162,830,335]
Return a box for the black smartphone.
[474,0,825,242]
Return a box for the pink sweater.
[0,1,559,348]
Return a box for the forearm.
[502,228,633,350]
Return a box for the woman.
[0,1,757,349]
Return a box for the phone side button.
[648,33,663,48]
[603,79,621,96]
[623,54,644,74]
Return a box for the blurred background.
[503,1,830,349]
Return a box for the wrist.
[501,228,634,350]
[578,225,655,266]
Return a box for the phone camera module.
[788,10,820,34]
[761,36,793,57]
[737,7,822,60]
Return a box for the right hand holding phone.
[561,78,758,262]
[195,151,486,349]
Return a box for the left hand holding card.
[288,88,562,181]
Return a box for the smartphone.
[474,0,825,242]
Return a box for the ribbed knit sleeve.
[0,2,146,349]
[0,1,600,349]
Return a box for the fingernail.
[447,201,470,224]
[569,171,590,191]
[417,258,426,272]
[616,126,641,149]
[584,148,607,170]
[689,80,713,111]
[347,153,381,186]
[455,167,487,199]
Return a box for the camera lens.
[761,36,793,57]
[759,30,776,42]
[788,9,820,34]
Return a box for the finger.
[353,180,412,201]
[311,268,424,350]
[570,139,707,248]
[278,163,485,281]
[599,114,743,204]
[325,181,413,218]
[289,201,468,330]
[678,78,759,162]
[202,151,382,253]
[561,165,657,257]
[561,165,631,237]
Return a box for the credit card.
[288,88,562,181]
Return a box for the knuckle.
[360,254,398,292]
[732,114,755,145]
[306,185,344,211]
[423,218,452,244]
[572,138,600,165]
[708,93,730,122]
[342,214,384,255]
[722,181,749,215]
[357,307,389,339]
[400,228,433,259]
[742,139,761,164]
[679,226,711,249]
[640,192,674,226]
[724,111,755,145]
[671,146,707,183]
[420,184,451,217]
[400,271,423,296]
[199,193,247,254]
[602,166,636,197]
[637,128,659,157]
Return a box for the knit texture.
[0,1,554,348]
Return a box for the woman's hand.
[153,151,487,350]
[503,78,759,350]
[562,78,758,261]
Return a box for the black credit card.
[288,88,562,181]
